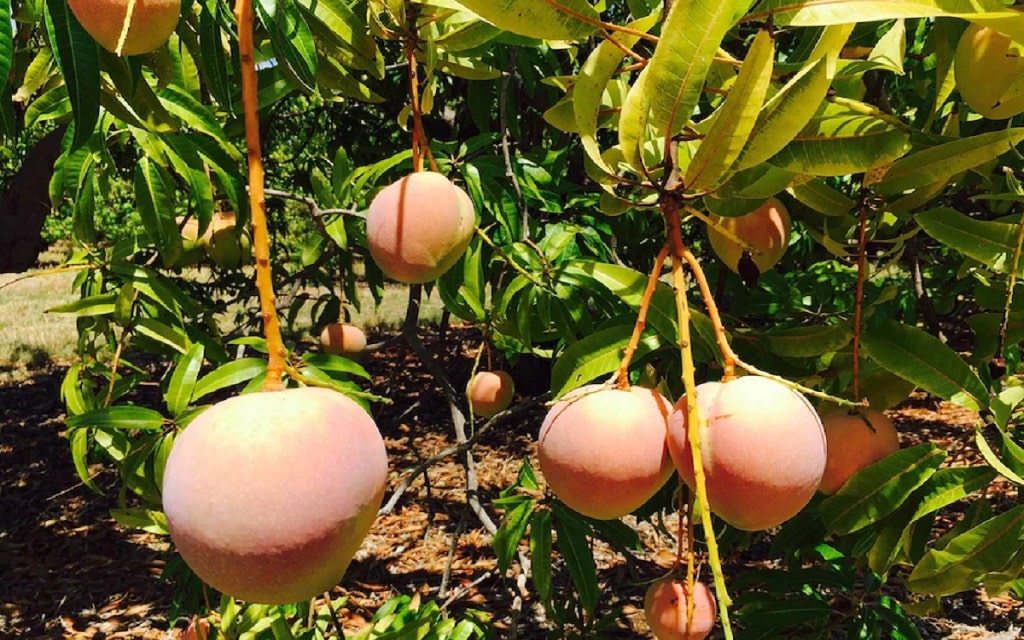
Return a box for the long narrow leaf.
[861,319,989,410]
[820,443,946,535]
[44,0,100,148]
[684,29,774,191]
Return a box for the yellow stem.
[115,0,138,56]
[236,0,287,391]
[666,203,733,637]
[616,242,671,389]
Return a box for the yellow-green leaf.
[684,29,774,192]
[455,0,599,41]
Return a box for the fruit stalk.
[405,9,437,174]
[236,0,287,390]
[616,241,671,389]
[665,199,734,637]
[114,0,138,55]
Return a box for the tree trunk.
[0,126,66,273]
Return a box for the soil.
[1,326,1022,639]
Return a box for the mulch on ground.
[1,327,1022,638]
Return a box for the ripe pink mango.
[819,409,900,495]
[644,579,717,640]
[538,385,673,520]
[466,370,515,418]
[162,387,387,604]
[667,376,826,531]
[366,172,475,284]
[320,323,367,360]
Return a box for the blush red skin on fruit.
[466,371,515,418]
[366,172,475,284]
[538,385,674,520]
[67,0,181,55]
[667,376,826,531]
[644,579,717,640]
[818,409,900,495]
[162,387,387,605]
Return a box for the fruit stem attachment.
[616,242,671,389]
[664,197,734,637]
[237,0,288,391]
[406,10,438,174]
[114,0,138,56]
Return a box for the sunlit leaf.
[916,207,1023,277]
[166,343,206,417]
[65,406,168,431]
[861,319,988,410]
[684,29,774,192]
[820,443,946,535]
[550,324,662,398]
[455,0,598,40]
[874,129,1024,195]
[619,0,743,168]
[44,0,99,148]
[768,101,911,176]
[907,506,1024,596]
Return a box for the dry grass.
[0,256,444,383]
[0,268,80,383]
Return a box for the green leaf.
[44,0,100,148]
[256,0,318,92]
[68,428,102,494]
[166,343,205,416]
[757,0,1021,35]
[874,129,1024,195]
[550,324,662,398]
[158,84,230,141]
[910,466,999,522]
[492,499,535,574]
[916,207,1023,277]
[788,177,857,216]
[552,502,599,614]
[768,101,911,176]
[135,158,182,268]
[301,353,371,379]
[820,443,946,535]
[192,358,268,401]
[860,319,989,410]
[455,0,599,40]
[134,317,191,355]
[748,320,854,358]
[967,312,1024,360]
[684,29,774,192]
[736,55,833,171]
[975,428,1024,485]
[907,506,1024,596]
[197,7,234,110]
[619,0,743,167]
[0,0,12,107]
[47,292,117,316]
[110,508,169,535]
[65,406,168,431]
[529,509,553,601]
